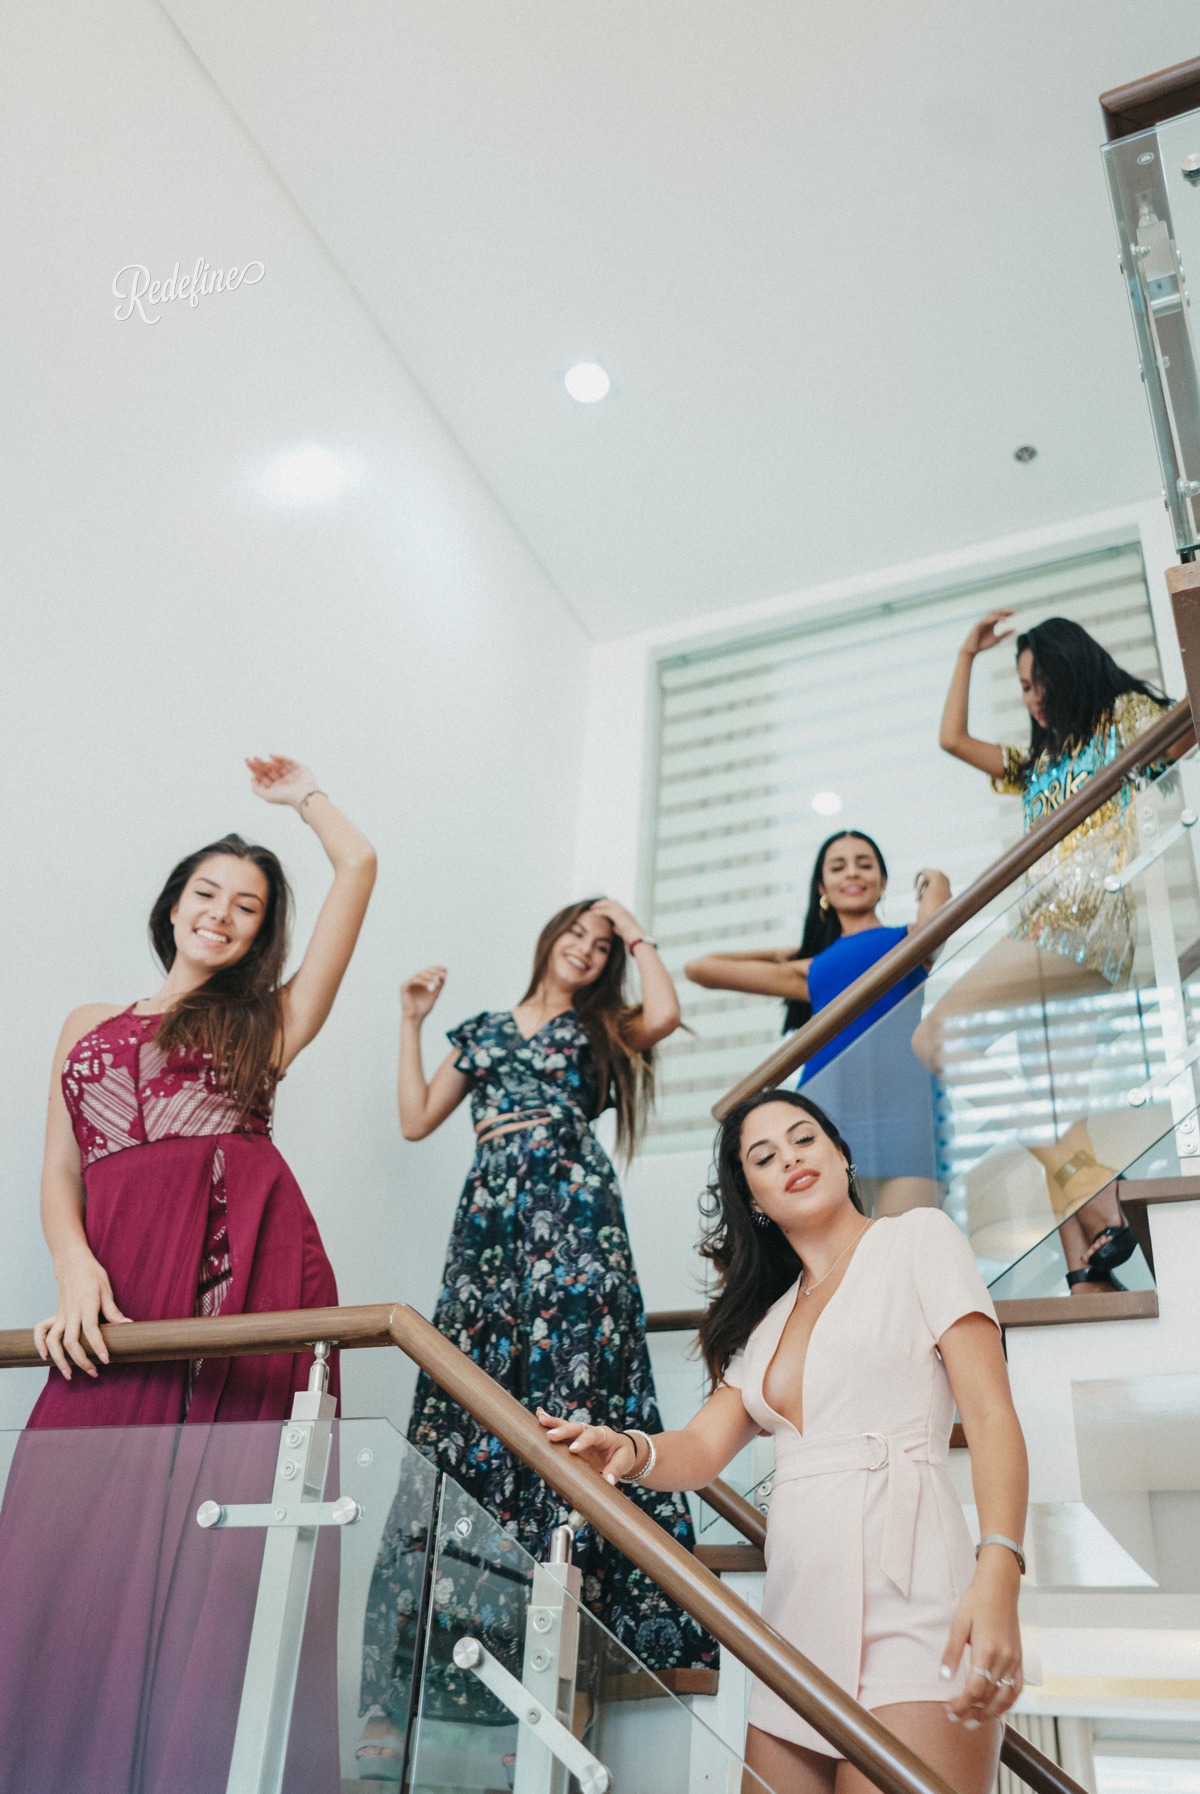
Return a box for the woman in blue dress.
[357,898,714,1773]
[686,832,951,1217]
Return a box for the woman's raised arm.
[247,757,377,1069]
[686,949,811,1003]
[939,613,1011,780]
[397,967,470,1140]
[590,899,682,1051]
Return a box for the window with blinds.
[645,543,1166,1153]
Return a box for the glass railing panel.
[0,1415,438,1792]
[409,1474,772,1794]
[985,1102,1196,1302]
[779,752,1200,1292]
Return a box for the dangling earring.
[751,1207,772,1229]
[819,895,829,913]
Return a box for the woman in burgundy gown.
[0,755,376,1794]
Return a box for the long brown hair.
[149,833,292,1117]
[697,1089,863,1388]
[520,898,655,1159]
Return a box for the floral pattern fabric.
[360,1010,715,1722]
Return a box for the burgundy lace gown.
[0,1007,342,1794]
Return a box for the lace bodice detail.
[63,1007,273,1172]
[447,1010,603,1130]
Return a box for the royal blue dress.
[796,927,938,1180]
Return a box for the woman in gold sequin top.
[913,613,1173,1291]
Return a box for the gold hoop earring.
[819,895,829,912]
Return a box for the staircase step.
[1117,1175,1200,1277]
[601,1667,721,1701]
[996,1290,1157,1327]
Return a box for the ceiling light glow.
[256,445,360,505]
[564,362,611,404]
[811,791,844,817]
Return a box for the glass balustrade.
[783,751,1200,1296]
[0,1404,771,1794]
[408,1472,769,1794]
[0,1411,437,1792]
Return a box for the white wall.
[0,0,589,1428]
[572,501,1185,1316]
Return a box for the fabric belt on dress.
[474,1103,590,1147]
[771,1426,947,1599]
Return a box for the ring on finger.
[998,1677,1020,1690]
[970,1668,999,1685]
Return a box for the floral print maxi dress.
[361,1010,715,1724]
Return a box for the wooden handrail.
[714,699,1194,1120]
[0,1303,399,1370]
[697,1475,768,1551]
[1100,56,1200,140]
[0,1304,1083,1794]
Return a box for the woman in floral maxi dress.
[357,899,715,1769]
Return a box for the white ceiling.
[161,1,1198,637]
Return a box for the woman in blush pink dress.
[541,1089,1028,1794]
[0,757,375,1794]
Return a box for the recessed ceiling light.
[256,445,360,505]
[564,362,611,404]
[812,791,843,817]
[1013,445,1038,463]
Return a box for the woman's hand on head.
[34,1245,130,1381]
[940,1562,1023,1723]
[401,967,447,1022]
[536,1409,638,1483]
[960,611,1015,658]
[588,899,642,946]
[247,755,319,808]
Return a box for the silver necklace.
[800,1219,873,1298]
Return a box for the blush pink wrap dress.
[723,1208,998,1755]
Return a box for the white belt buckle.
[863,1431,888,1470]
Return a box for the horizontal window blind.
[646,544,1165,1153]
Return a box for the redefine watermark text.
[112,258,265,324]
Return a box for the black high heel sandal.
[1084,1224,1137,1274]
[1066,1265,1126,1292]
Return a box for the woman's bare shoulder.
[56,1003,126,1055]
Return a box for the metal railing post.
[193,1343,361,1794]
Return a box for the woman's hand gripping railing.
[714,698,1195,1120]
[0,1301,1084,1794]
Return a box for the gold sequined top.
[991,690,1166,985]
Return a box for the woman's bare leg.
[834,1704,1001,1794]
[743,1724,838,1794]
[910,938,1108,1077]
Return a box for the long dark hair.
[698,1089,864,1388]
[1017,617,1169,761]
[520,898,654,1159]
[781,831,887,1034]
[150,833,292,1118]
